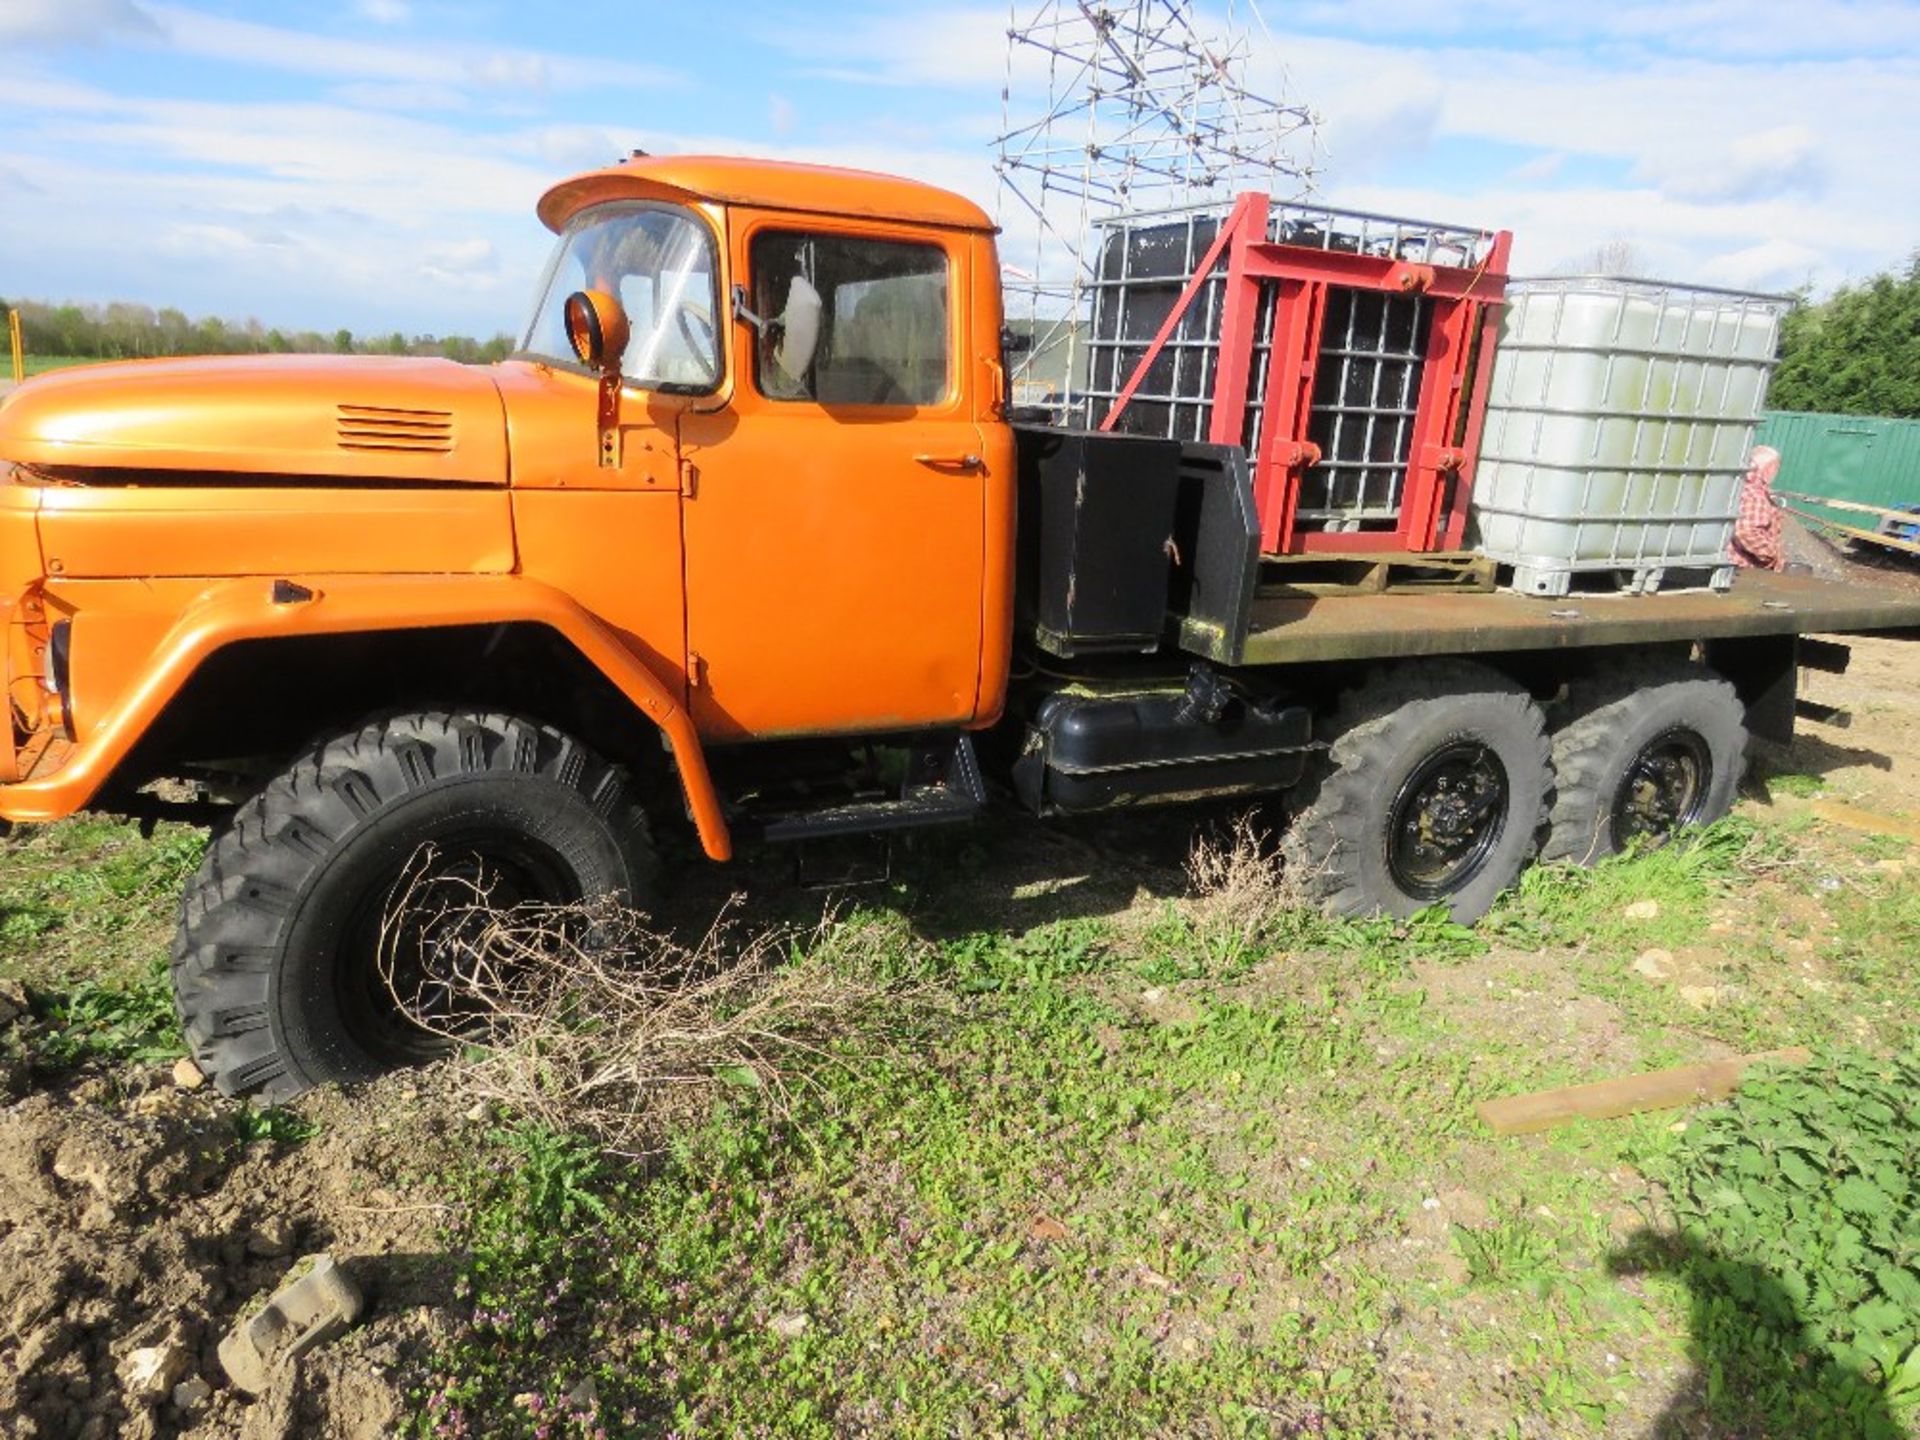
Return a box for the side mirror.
[774,275,823,383]
[565,289,629,470]
[563,289,629,374]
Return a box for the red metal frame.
[1101,193,1512,556]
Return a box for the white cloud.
[422,237,500,281]
[764,5,1009,89]
[464,51,553,94]
[355,0,409,23]
[1,0,1912,340]
[1314,76,1443,178]
[1509,152,1565,183]
[1246,27,1920,292]
[0,0,158,46]
[160,222,297,257]
[139,4,679,96]
[525,125,644,176]
[0,87,564,330]
[1697,238,1825,291]
[1634,125,1828,204]
[0,164,46,195]
[1276,0,1920,59]
[329,81,470,112]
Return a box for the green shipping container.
[1755,409,1920,536]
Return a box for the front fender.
[0,573,732,860]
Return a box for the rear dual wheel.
[1284,658,1747,923]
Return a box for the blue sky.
[2,0,1916,338]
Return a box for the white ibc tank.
[1468,278,1788,597]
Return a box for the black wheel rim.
[336,831,580,1066]
[1387,740,1511,901]
[1611,727,1712,850]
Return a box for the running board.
[756,734,987,843]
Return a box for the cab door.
[677,214,987,741]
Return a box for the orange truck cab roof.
[536,154,997,234]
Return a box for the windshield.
[520,202,720,390]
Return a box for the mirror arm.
[731,284,768,333]
[596,370,622,468]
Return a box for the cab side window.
[750,231,950,407]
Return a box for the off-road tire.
[1282,661,1551,924]
[1540,660,1746,866]
[172,711,656,1101]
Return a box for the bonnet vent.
[336,404,455,453]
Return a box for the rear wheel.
[172,711,656,1101]
[1283,661,1551,923]
[1541,661,1746,865]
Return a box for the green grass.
[0,817,204,988]
[28,953,181,1067]
[402,804,1920,1438]
[1633,1048,1920,1437]
[1768,771,1829,799]
[0,818,199,1073]
[1829,872,1920,991]
[1483,817,1763,956]
[232,1103,322,1145]
[3,798,1915,1436]
[410,900,1640,1437]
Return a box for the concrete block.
[218,1253,364,1395]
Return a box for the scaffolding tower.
[994,1,1318,409]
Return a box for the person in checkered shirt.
[1731,444,1785,571]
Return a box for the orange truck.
[2,155,1916,1100]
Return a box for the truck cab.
[513,157,1016,743]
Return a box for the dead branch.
[376,847,931,1156]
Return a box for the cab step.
[755,734,987,843]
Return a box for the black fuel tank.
[1011,680,1312,814]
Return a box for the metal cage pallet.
[1084,195,1511,556]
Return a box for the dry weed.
[1185,811,1304,945]
[376,848,926,1155]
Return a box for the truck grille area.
[335,404,456,453]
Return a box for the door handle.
[913,453,983,471]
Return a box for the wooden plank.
[1809,798,1920,844]
[1784,508,1920,559]
[1477,1047,1812,1136]
[1779,491,1920,526]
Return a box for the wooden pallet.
[1256,550,1498,598]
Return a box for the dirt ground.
[0,1066,463,1440]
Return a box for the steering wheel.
[674,302,715,368]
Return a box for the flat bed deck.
[1187,571,1920,667]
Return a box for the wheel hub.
[1611,728,1711,850]
[341,834,578,1066]
[1388,741,1511,901]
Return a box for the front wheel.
[1283,662,1551,924]
[172,712,656,1101]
